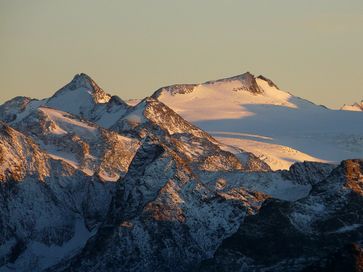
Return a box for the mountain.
[341,100,363,112]
[48,137,270,271]
[0,74,130,128]
[199,159,363,271]
[0,122,116,271]
[152,72,363,170]
[0,73,272,271]
[110,97,270,172]
[46,74,131,127]
[0,72,361,271]
[46,139,336,272]
[0,74,270,177]
[13,106,140,180]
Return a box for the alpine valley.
[0,73,362,272]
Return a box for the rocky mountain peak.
[204,72,264,94]
[49,73,111,104]
[152,72,269,99]
[341,100,363,112]
[152,84,197,98]
[69,73,102,93]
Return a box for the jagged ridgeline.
[0,73,362,271]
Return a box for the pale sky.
[1,0,362,108]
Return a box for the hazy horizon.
[1,0,362,108]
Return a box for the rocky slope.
[0,122,116,271]
[200,159,363,271]
[13,106,140,181]
[47,143,342,272]
[47,137,270,272]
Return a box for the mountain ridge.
[341,100,363,112]
[0,72,362,271]
[150,72,363,170]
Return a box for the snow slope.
[153,73,363,170]
[215,133,323,171]
[39,107,98,138]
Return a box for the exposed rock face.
[257,75,279,89]
[200,159,363,271]
[152,84,197,98]
[280,161,336,185]
[0,121,49,181]
[204,72,264,94]
[152,73,266,100]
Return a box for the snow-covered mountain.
[0,73,362,272]
[0,73,130,128]
[0,122,116,271]
[341,100,363,112]
[0,73,272,271]
[13,106,140,181]
[152,72,363,170]
[111,97,271,172]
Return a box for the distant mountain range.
[0,73,362,271]
[151,72,363,170]
[341,100,363,112]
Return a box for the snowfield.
[214,133,325,171]
[154,73,363,169]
